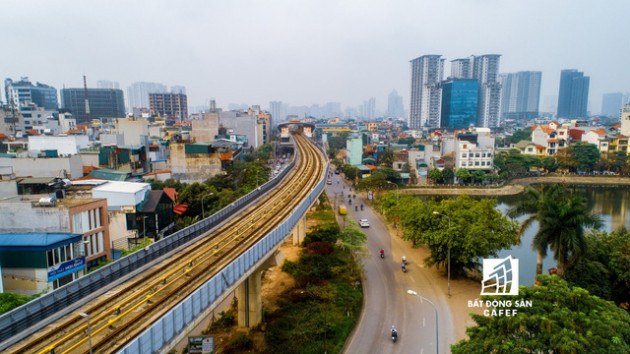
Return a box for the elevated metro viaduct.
[277,120,315,156]
[0,135,328,354]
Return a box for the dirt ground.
[260,239,300,312]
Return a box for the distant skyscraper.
[170,86,186,94]
[269,101,285,123]
[60,88,125,124]
[97,80,120,89]
[441,79,478,129]
[471,54,502,128]
[149,93,188,121]
[4,77,58,110]
[500,71,542,120]
[409,55,445,129]
[387,90,404,118]
[363,98,375,120]
[324,102,341,118]
[557,69,589,119]
[127,82,167,110]
[601,93,623,117]
[450,58,473,79]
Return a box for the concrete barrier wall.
[0,142,297,346]
[119,142,328,354]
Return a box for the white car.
[359,219,369,228]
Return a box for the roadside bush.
[223,333,253,353]
[208,310,235,332]
[306,241,334,255]
[304,224,340,245]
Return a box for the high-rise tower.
[409,55,444,129]
[500,71,542,120]
[557,69,589,119]
[471,54,502,128]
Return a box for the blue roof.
[0,233,82,251]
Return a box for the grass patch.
[264,196,363,353]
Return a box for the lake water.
[417,185,630,285]
[495,185,630,285]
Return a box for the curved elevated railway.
[8,134,326,354]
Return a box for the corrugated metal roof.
[0,232,82,251]
[18,177,56,185]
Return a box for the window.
[475,153,480,158]
[95,208,101,228]
[481,161,485,166]
[461,161,467,167]
[475,161,480,166]
[98,232,104,253]
[47,250,54,267]
[462,153,467,158]
[481,153,486,158]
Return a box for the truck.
[338,205,347,215]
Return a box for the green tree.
[509,184,602,277]
[428,167,442,184]
[341,165,360,180]
[540,156,558,172]
[441,167,454,185]
[571,142,601,171]
[178,183,216,217]
[372,167,400,183]
[506,128,533,145]
[401,162,411,173]
[327,135,346,150]
[0,293,36,315]
[338,227,368,256]
[398,195,518,275]
[472,170,486,183]
[326,147,336,159]
[397,137,416,146]
[565,230,630,306]
[452,275,630,354]
[555,147,579,172]
[455,168,470,183]
[379,148,395,168]
[204,174,236,191]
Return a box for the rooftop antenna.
[83,75,90,122]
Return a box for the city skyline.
[1,0,629,114]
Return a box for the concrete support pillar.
[237,269,262,328]
[292,215,307,245]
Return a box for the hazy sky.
[1,0,629,114]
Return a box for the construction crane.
[83,75,90,122]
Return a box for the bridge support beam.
[291,215,307,245]
[237,269,262,328]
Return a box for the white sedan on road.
[359,218,370,228]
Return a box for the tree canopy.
[452,275,630,354]
[379,194,519,275]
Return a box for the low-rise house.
[0,232,86,295]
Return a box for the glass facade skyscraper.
[60,88,125,124]
[557,69,589,119]
[441,79,478,129]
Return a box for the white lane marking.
[423,317,426,327]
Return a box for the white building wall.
[0,201,71,232]
[0,155,82,179]
[28,135,89,155]
[92,182,150,209]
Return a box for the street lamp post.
[201,193,215,219]
[79,312,93,354]
[433,211,452,297]
[407,290,438,354]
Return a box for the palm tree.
[508,184,601,277]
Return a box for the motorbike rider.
[391,325,398,341]
[402,256,407,265]
[360,204,364,210]
[380,248,384,258]
[355,205,358,211]
[401,261,407,272]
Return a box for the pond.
[495,185,630,285]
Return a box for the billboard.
[48,257,86,281]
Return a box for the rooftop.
[0,232,83,251]
[92,181,150,194]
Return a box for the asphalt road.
[324,172,455,354]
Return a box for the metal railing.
[119,141,328,353]
[0,142,297,348]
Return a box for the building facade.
[387,89,404,118]
[500,71,542,120]
[60,88,125,124]
[440,79,478,129]
[4,77,58,110]
[149,93,188,122]
[601,92,623,117]
[126,82,167,111]
[557,69,589,119]
[472,55,502,128]
[409,55,444,129]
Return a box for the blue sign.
[48,257,85,281]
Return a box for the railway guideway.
[7,135,327,354]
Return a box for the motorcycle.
[348,199,352,205]
[391,327,398,343]
[380,249,385,259]
[355,206,358,211]
[360,204,364,210]
[401,262,407,273]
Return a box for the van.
[338,205,347,215]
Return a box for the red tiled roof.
[592,128,607,136]
[173,204,188,215]
[26,129,39,135]
[548,139,558,143]
[536,144,546,149]
[220,151,233,161]
[0,134,7,140]
[163,188,178,203]
[77,124,88,129]
[541,127,555,134]
[67,129,83,134]
[83,165,100,175]
[612,124,621,129]
[365,164,377,170]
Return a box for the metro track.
[7,134,326,354]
